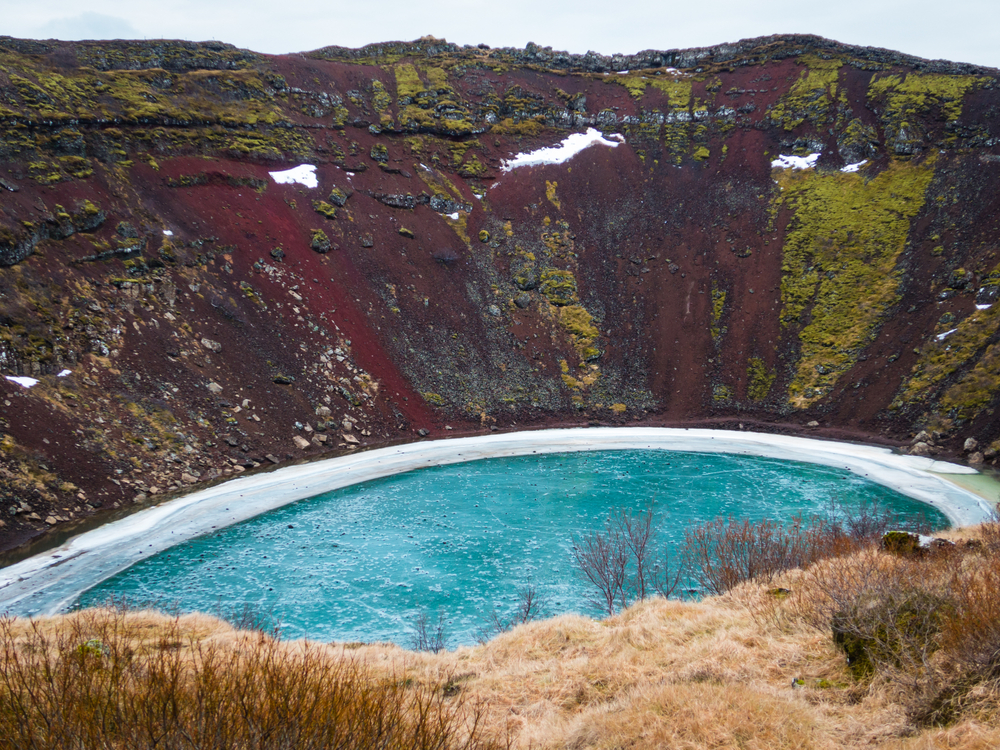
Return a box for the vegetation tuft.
[0,609,500,750]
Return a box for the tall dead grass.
[0,609,501,750]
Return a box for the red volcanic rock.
[0,33,998,554]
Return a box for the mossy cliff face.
[0,33,999,553]
[775,158,935,407]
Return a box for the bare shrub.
[683,516,820,595]
[215,599,282,638]
[477,585,546,643]
[976,507,1000,552]
[795,547,972,724]
[410,609,449,653]
[822,496,921,546]
[683,498,929,596]
[572,514,631,615]
[572,506,686,615]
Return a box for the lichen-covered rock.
[328,187,351,207]
[376,193,416,209]
[310,229,331,253]
[539,268,577,306]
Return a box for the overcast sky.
[3,0,998,69]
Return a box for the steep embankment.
[0,34,999,554]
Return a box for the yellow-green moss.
[897,298,1000,410]
[539,268,578,306]
[545,180,560,209]
[710,284,726,342]
[393,65,424,100]
[312,200,337,220]
[868,72,976,124]
[421,392,446,406]
[867,72,977,153]
[768,56,843,130]
[713,384,733,402]
[747,357,776,402]
[778,156,936,407]
[371,79,391,113]
[937,343,1000,421]
[647,76,692,109]
[559,304,600,360]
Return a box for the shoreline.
[0,427,994,618]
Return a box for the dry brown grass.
[5,524,1000,749]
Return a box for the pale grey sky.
[3,0,998,69]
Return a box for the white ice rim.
[0,427,993,618]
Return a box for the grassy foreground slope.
[4,524,1000,749]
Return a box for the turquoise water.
[76,450,947,646]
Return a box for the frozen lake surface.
[76,449,948,646]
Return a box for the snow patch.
[976,303,993,310]
[841,159,868,173]
[502,128,622,171]
[5,376,38,388]
[446,212,460,220]
[268,164,318,189]
[57,369,72,377]
[936,328,958,341]
[162,229,173,236]
[771,153,821,171]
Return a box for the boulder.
[964,437,979,452]
[328,187,351,206]
[293,435,311,450]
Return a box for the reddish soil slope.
[0,34,998,555]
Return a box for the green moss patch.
[777,157,936,407]
[539,268,578,306]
